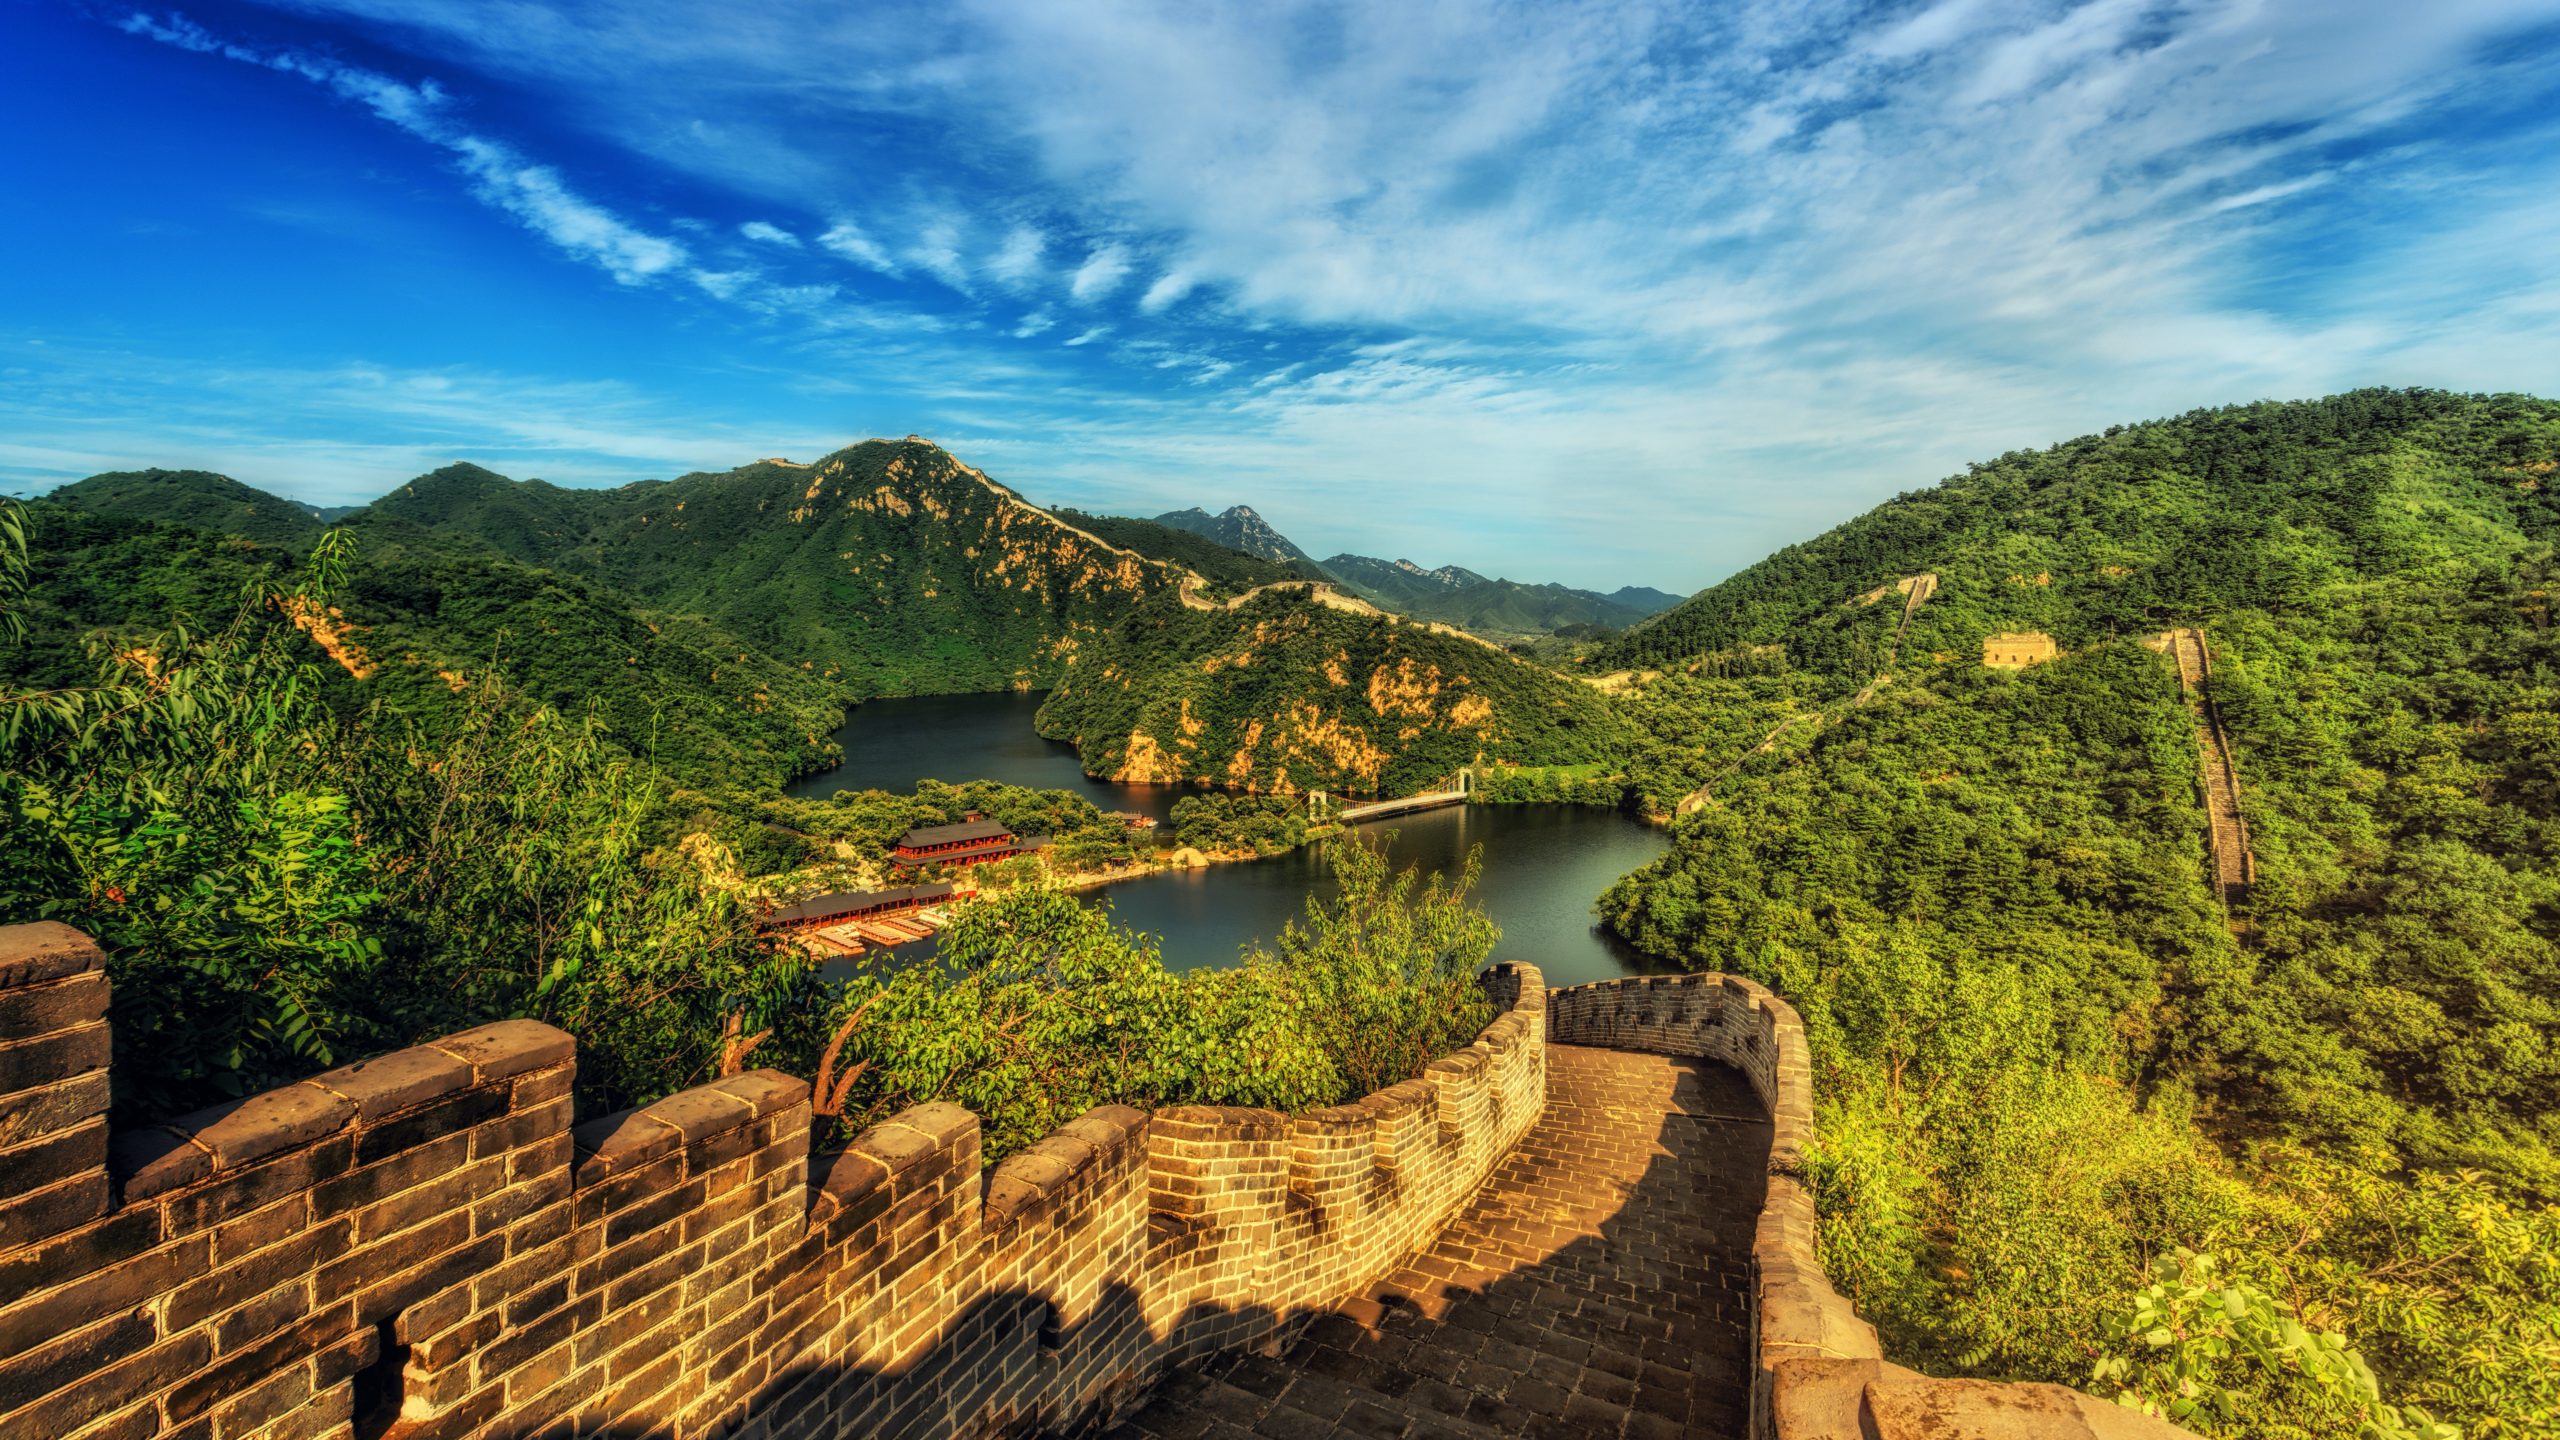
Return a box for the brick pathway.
[1103,1045,1770,1440]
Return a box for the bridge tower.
[1307,789,1333,821]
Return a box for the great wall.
[0,921,2195,1440]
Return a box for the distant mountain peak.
[1151,504,1315,565]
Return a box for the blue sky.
[5,0,2559,590]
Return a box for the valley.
[7,387,2559,1440]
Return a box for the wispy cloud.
[55,1,2560,586]
[1067,244,1133,303]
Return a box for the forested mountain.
[1151,504,1317,564]
[1322,552,1673,637]
[357,440,1188,695]
[49,467,332,546]
[1597,389,2560,1435]
[5,483,844,788]
[1038,587,1629,795]
[1052,508,1328,593]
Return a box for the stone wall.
[1548,973,2194,1440]
[0,922,1547,1440]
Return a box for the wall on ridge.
[0,921,1546,1440]
[1548,973,2194,1440]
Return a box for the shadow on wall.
[0,923,1549,1440]
[1100,1048,1774,1440]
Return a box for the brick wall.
[0,923,1546,1440]
[1548,973,2194,1440]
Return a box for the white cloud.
[817,220,899,273]
[123,12,692,287]
[907,216,973,291]
[1067,244,1132,303]
[1137,268,1197,313]
[99,0,2560,585]
[1012,309,1055,337]
[739,219,801,246]
[986,225,1047,288]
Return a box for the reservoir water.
[786,691,1191,821]
[790,692,1675,987]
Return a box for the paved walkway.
[1104,1045,1771,1440]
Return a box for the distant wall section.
[1548,973,2194,1440]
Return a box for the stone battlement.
[1549,973,2190,1440]
[0,921,1546,1440]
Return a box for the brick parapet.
[1547,971,2193,1440]
[0,924,1548,1440]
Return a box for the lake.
[791,692,1675,987]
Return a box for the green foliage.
[1320,553,1665,638]
[1599,389,2560,1438]
[2092,1250,2458,1440]
[0,519,816,1120]
[739,777,1147,880]
[813,840,1498,1161]
[1052,509,1322,595]
[358,441,1187,697]
[1169,793,1309,855]
[1040,588,1632,794]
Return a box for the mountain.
[1151,505,1318,565]
[1598,388,2560,679]
[49,468,327,547]
[1037,585,1629,795]
[1593,388,2560,1428]
[8,471,844,788]
[1052,509,1327,594]
[357,440,1192,697]
[1604,585,1682,613]
[1320,553,1668,637]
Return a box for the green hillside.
[1601,388,2560,676]
[49,467,328,546]
[1037,587,1630,794]
[358,440,1185,695]
[1053,508,1324,594]
[1323,552,1668,637]
[1598,389,2560,1435]
[4,478,843,790]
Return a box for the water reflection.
[788,693,1677,988]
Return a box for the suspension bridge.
[1307,767,1474,824]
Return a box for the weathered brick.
[350,1230,505,1327]
[0,1023,109,1100]
[165,1218,349,1331]
[0,922,104,989]
[107,1124,209,1202]
[314,1128,470,1215]
[0,1171,108,1252]
[354,1084,510,1166]
[0,1203,157,1300]
[0,971,109,1043]
[305,1045,473,1121]
[0,1068,110,1145]
[0,1117,108,1196]
[164,1132,356,1237]
[0,1231,209,1364]
[164,1304,353,1422]
[424,1020,574,1085]
[467,1092,571,1161]
[0,1329,209,1438]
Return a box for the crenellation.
[2,918,1563,1440]
[1546,969,2195,1440]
